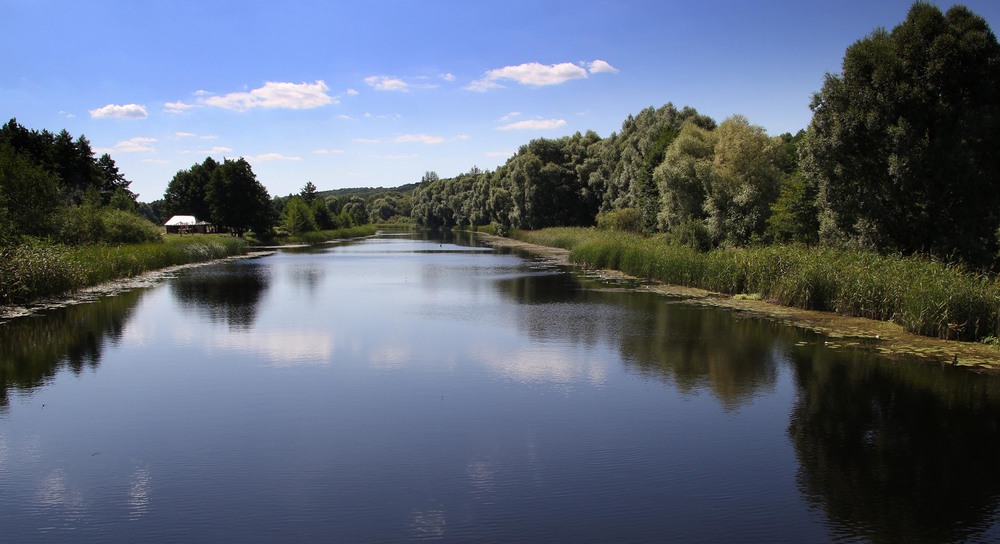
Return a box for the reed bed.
[1,236,249,306]
[513,228,1000,342]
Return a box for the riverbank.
[0,236,253,316]
[482,233,1000,371]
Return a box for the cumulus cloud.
[500,111,522,122]
[496,118,567,131]
[467,59,618,91]
[90,103,148,119]
[440,73,456,82]
[346,88,359,96]
[201,81,335,111]
[365,76,410,92]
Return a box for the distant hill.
[317,183,419,200]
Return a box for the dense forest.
[410,2,1000,268]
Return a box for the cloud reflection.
[128,466,152,520]
[475,345,609,386]
[212,330,335,366]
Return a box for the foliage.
[0,143,61,240]
[282,196,316,236]
[803,2,1000,264]
[766,171,819,244]
[163,157,217,221]
[596,207,642,232]
[207,158,275,237]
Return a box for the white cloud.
[500,111,522,122]
[110,137,158,152]
[588,60,619,74]
[468,62,587,91]
[249,153,302,162]
[440,73,456,82]
[164,101,195,114]
[486,151,513,158]
[353,137,381,144]
[313,148,345,155]
[346,88,359,96]
[394,133,445,145]
[175,132,197,138]
[497,118,567,131]
[201,80,335,111]
[90,103,148,119]
[179,146,234,155]
[365,76,410,92]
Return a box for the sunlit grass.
[513,228,1000,342]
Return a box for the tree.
[704,115,782,246]
[803,1,1000,263]
[0,144,61,240]
[207,158,274,237]
[282,196,315,235]
[300,181,318,204]
[163,157,218,221]
[654,120,716,231]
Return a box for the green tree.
[300,181,318,205]
[0,144,61,241]
[704,115,782,246]
[207,158,274,237]
[282,196,316,235]
[803,2,1000,263]
[654,120,716,231]
[163,157,218,221]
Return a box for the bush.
[596,207,642,232]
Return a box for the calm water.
[2,232,999,543]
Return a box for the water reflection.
[0,289,143,409]
[788,347,1000,543]
[170,263,270,330]
[495,270,780,409]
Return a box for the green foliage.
[803,2,1000,264]
[596,207,642,232]
[0,242,82,305]
[282,196,316,236]
[766,171,819,244]
[0,143,61,239]
[667,220,712,252]
[206,158,275,237]
[311,198,335,230]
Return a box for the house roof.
[164,215,198,226]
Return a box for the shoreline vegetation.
[488,228,1000,370]
[0,225,378,315]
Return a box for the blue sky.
[3,0,999,201]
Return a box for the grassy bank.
[0,235,250,307]
[281,225,378,244]
[512,228,1000,343]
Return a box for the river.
[1,231,999,543]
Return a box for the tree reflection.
[170,264,270,330]
[495,271,782,409]
[0,289,144,410]
[788,347,1000,543]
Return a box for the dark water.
[2,232,999,543]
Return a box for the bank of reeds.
[1,236,249,307]
[513,228,1000,342]
[290,225,378,244]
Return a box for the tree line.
[410,2,1000,267]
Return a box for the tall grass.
[0,236,249,306]
[513,228,1000,342]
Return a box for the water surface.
[2,232,999,543]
